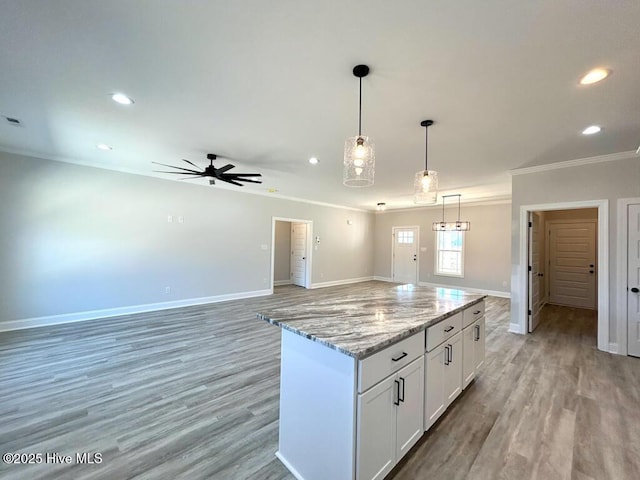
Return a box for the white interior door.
[627,204,640,357]
[392,227,418,285]
[528,212,543,332]
[290,222,307,288]
[548,221,597,309]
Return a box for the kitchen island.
[258,284,486,480]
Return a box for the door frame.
[391,226,420,284]
[515,200,609,352]
[271,217,313,292]
[545,219,598,309]
[616,197,640,356]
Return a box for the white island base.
[276,329,358,480]
[276,328,426,480]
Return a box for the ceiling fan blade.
[219,178,244,186]
[182,159,201,169]
[223,173,262,178]
[233,178,262,184]
[216,164,235,174]
[179,175,206,180]
[152,162,203,174]
[153,170,204,175]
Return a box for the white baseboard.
[373,276,394,282]
[310,276,374,289]
[509,323,525,334]
[274,279,293,286]
[275,451,305,480]
[608,342,620,355]
[0,289,273,332]
[417,281,511,298]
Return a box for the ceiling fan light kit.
[152,153,262,187]
[432,194,470,231]
[344,64,375,187]
[414,119,438,204]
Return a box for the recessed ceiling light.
[111,93,134,105]
[582,125,602,135]
[96,143,113,151]
[309,157,319,165]
[579,68,611,85]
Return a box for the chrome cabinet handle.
[474,324,480,341]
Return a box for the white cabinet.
[357,357,424,480]
[424,331,462,430]
[462,302,486,389]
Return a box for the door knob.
[632,287,639,293]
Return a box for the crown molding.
[510,150,638,176]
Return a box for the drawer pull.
[474,324,480,341]
[473,310,481,315]
[444,326,454,333]
[392,352,408,362]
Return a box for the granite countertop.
[257,284,485,359]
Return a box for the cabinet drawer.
[462,301,485,329]
[358,331,424,393]
[425,312,462,352]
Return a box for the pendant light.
[432,194,471,231]
[414,120,438,204]
[344,64,375,187]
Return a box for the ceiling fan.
[153,153,262,186]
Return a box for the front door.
[290,222,307,288]
[392,227,418,285]
[628,204,640,357]
[548,221,597,309]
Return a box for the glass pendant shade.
[343,135,375,187]
[431,194,470,231]
[432,221,471,231]
[413,169,438,204]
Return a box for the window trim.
[434,230,465,278]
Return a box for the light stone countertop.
[257,284,485,359]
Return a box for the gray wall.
[511,156,640,344]
[373,202,511,294]
[274,221,291,283]
[0,152,375,324]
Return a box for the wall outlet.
[260,244,268,250]
[165,286,171,294]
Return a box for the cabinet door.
[395,357,424,460]
[424,345,446,431]
[462,324,475,389]
[473,317,485,372]
[356,375,396,480]
[444,332,462,407]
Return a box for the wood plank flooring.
[0,283,638,480]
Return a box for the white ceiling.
[1,1,639,210]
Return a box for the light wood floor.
[1,283,639,480]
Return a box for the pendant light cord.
[358,76,362,136]
[424,125,429,171]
